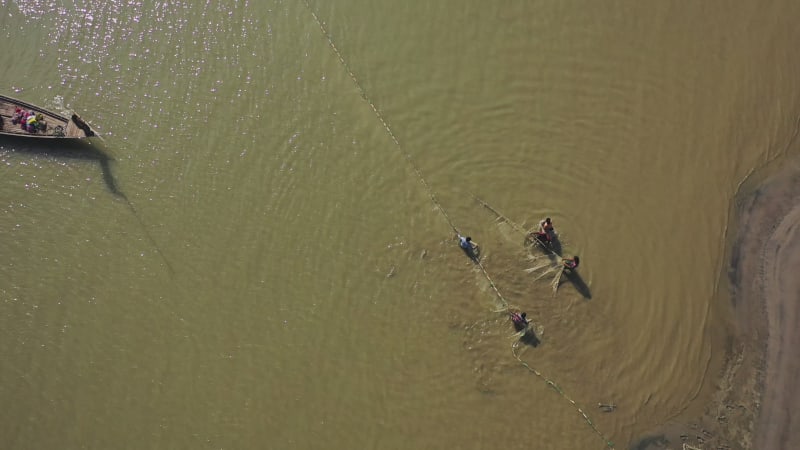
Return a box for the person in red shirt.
[562,256,580,272]
[510,311,528,331]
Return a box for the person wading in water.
[562,256,580,272]
[510,311,528,331]
[457,234,479,261]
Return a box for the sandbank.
[632,156,800,450]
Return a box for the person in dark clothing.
[510,311,528,331]
[457,234,479,260]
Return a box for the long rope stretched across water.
[302,2,515,310]
[302,3,612,448]
[513,344,615,449]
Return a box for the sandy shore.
[632,157,800,450]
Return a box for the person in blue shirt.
[457,234,479,260]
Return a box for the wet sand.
[632,156,800,450]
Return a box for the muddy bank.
[631,156,800,450]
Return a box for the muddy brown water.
[1,1,799,448]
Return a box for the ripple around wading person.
[474,195,592,300]
[303,3,615,446]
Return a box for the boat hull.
[0,95,97,139]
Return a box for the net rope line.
[303,3,511,308]
[473,195,570,297]
[473,194,559,256]
[476,195,611,447]
[303,3,613,448]
[513,344,614,448]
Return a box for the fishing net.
[304,3,611,447]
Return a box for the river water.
[2,1,799,449]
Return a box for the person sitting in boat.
[510,311,528,331]
[25,113,39,133]
[23,113,45,132]
[11,108,24,125]
[19,110,36,131]
[33,113,45,132]
[458,234,479,260]
[20,111,30,131]
[562,256,580,272]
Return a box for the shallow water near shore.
[2,1,800,448]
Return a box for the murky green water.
[2,1,799,448]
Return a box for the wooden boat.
[0,94,97,139]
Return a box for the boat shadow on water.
[2,135,125,199]
[3,135,176,274]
